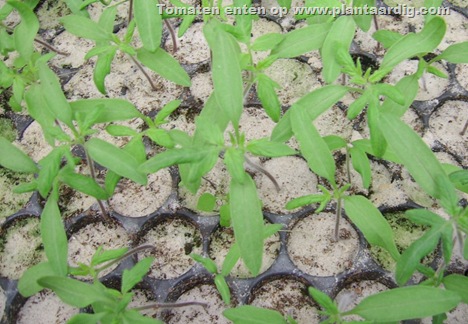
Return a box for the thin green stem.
[84,148,111,222]
[334,196,342,242]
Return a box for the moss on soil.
[0,167,33,220]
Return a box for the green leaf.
[122,257,154,293]
[154,100,181,125]
[106,125,138,137]
[349,146,371,189]
[379,111,450,199]
[38,276,108,308]
[18,262,54,297]
[134,0,162,52]
[291,108,335,185]
[308,287,339,315]
[38,63,73,127]
[347,92,368,120]
[0,136,38,173]
[443,274,468,304]
[224,305,287,324]
[321,16,355,83]
[122,310,163,324]
[37,148,64,198]
[140,146,217,174]
[68,313,106,324]
[373,84,405,106]
[71,98,142,123]
[344,195,399,260]
[368,95,387,158]
[136,48,191,86]
[146,128,174,148]
[224,148,246,184]
[449,169,468,193]
[93,48,117,94]
[215,274,231,305]
[348,286,460,322]
[286,194,327,210]
[427,65,448,79]
[247,138,296,158]
[435,42,468,63]
[251,33,284,51]
[395,227,442,285]
[271,23,331,58]
[61,15,113,42]
[352,0,374,32]
[230,175,264,276]
[270,108,293,143]
[323,135,347,151]
[191,253,218,274]
[204,21,243,128]
[91,247,128,266]
[7,0,39,61]
[41,197,68,276]
[293,85,349,121]
[372,30,404,49]
[197,192,216,212]
[256,74,281,122]
[85,138,147,185]
[60,169,109,200]
[380,74,419,117]
[380,17,446,72]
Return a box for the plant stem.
[164,19,178,53]
[84,149,111,222]
[129,55,158,91]
[128,0,133,24]
[133,301,207,311]
[245,155,280,192]
[334,196,342,242]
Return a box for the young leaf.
[38,63,73,127]
[18,261,54,297]
[215,274,231,305]
[146,128,174,148]
[285,194,327,210]
[291,108,336,185]
[67,313,106,324]
[38,276,108,308]
[352,0,374,32]
[93,48,117,94]
[395,226,443,285]
[205,24,243,128]
[37,148,64,198]
[224,148,246,184]
[41,197,68,276]
[0,136,38,173]
[373,84,405,106]
[7,0,39,61]
[61,15,113,42]
[71,98,142,123]
[229,175,264,276]
[85,138,147,185]
[348,286,460,322]
[197,192,216,212]
[191,253,218,274]
[443,274,468,304]
[136,48,191,86]
[106,125,138,137]
[251,33,284,51]
[223,305,287,324]
[91,247,128,266]
[256,74,281,122]
[121,257,154,293]
[379,17,446,72]
[344,195,400,260]
[121,310,163,324]
[435,42,468,63]
[380,74,419,117]
[59,169,109,200]
[367,98,387,158]
[372,30,404,49]
[154,100,181,125]
[247,138,296,158]
[308,287,339,316]
[347,92,368,120]
[271,23,332,58]
[349,146,371,189]
[323,135,347,151]
[321,16,355,83]
[270,108,293,143]
[134,0,162,52]
[140,146,217,174]
[449,169,468,193]
[379,111,450,199]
